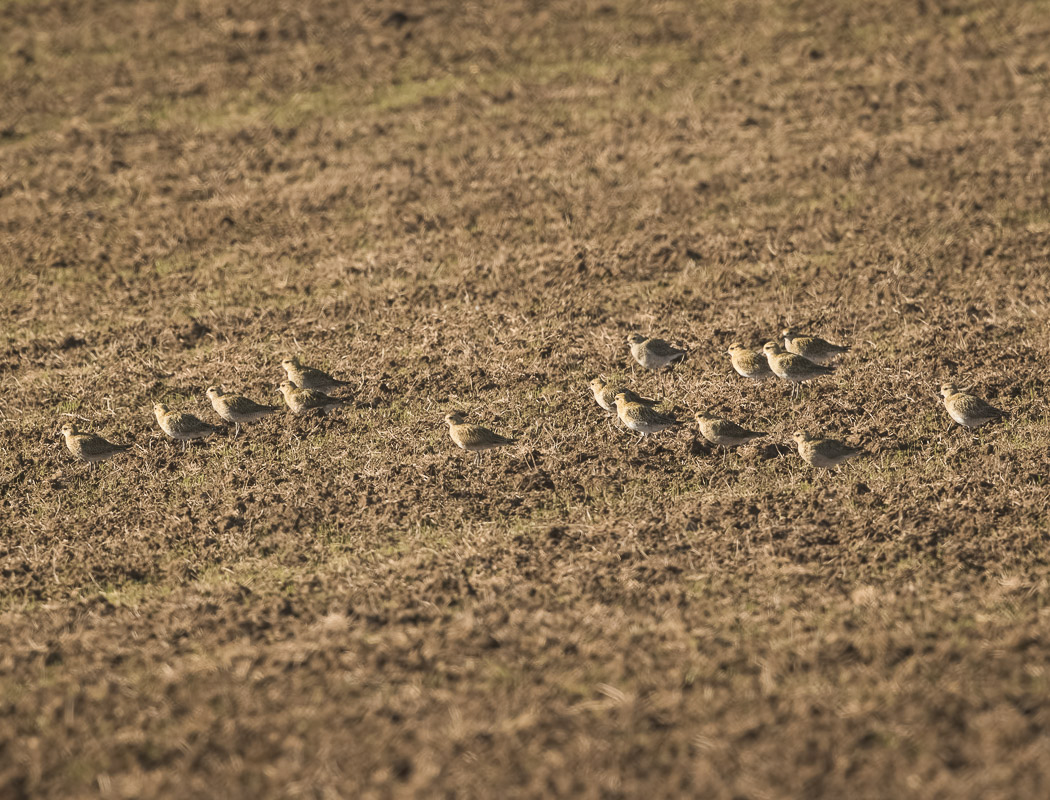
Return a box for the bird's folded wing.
[647,339,684,356]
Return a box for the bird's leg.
[234,423,241,437]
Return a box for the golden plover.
[613,391,680,440]
[444,411,515,465]
[207,386,279,436]
[60,422,131,469]
[278,380,346,415]
[281,356,351,394]
[589,378,658,414]
[627,333,687,370]
[781,329,850,365]
[792,430,863,469]
[153,402,221,451]
[727,342,773,381]
[763,341,835,398]
[694,411,765,449]
[940,382,1005,429]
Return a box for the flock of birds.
[58,331,1007,472]
[589,329,1006,470]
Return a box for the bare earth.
[3,0,1050,797]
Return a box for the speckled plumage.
[763,342,835,383]
[445,412,514,464]
[763,342,834,398]
[278,381,346,415]
[207,386,279,435]
[613,392,679,437]
[781,329,850,365]
[727,343,773,381]
[589,378,657,414]
[940,383,1005,428]
[792,431,862,468]
[281,357,351,394]
[60,423,131,468]
[627,333,687,370]
[154,403,221,450]
[694,412,765,448]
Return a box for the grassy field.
[3,0,1050,796]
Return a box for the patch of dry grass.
[3,0,1050,797]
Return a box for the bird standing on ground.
[153,403,222,452]
[589,378,658,413]
[763,341,835,399]
[627,334,687,371]
[281,357,351,394]
[444,412,515,465]
[278,381,346,415]
[613,392,680,440]
[781,329,850,365]
[60,422,131,469]
[792,430,863,469]
[206,386,279,436]
[727,343,773,382]
[940,382,1005,429]
[694,412,765,449]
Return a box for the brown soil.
[3,0,1050,797]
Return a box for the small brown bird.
[627,333,687,370]
[781,329,850,365]
[589,378,658,414]
[444,412,515,465]
[60,422,131,469]
[207,386,279,436]
[727,343,773,381]
[792,430,863,469]
[153,403,222,452]
[694,412,765,449]
[613,392,680,439]
[763,342,835,399]
[940,382,1006,429]
[280,356,351,394]
[278,380,346,415]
